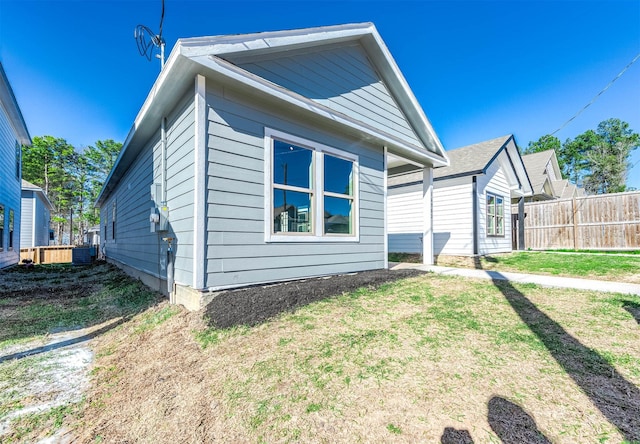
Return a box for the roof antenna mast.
[134,0,166,70]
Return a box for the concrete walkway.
[391,263,640,296]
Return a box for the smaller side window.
[8,209,14,250]
[486,193,505,237]
[112,201,116,240]
[0,205,4,251]
[15,141,21,180]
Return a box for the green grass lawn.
[78,273,640,443]
[435,251,640,283]
[3,263,639,443]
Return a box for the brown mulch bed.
[204,268,425,329]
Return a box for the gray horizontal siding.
[234,43,422,148]
[102,143,160,277]
[0,103,21,268]
[204,82,386,289]
[102,90,195,286]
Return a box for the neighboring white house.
[96,23,449,310]
[520,149,584,201]
[388,135,532,256]
[20,180,53,248]
[0,63,30,269]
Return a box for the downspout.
[472,176,478,256]
[160,116,175,301]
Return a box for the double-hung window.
[265,129,358,242]
[486,193,504,236]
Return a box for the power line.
[550,52,640,136]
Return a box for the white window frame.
[264,128,359,243]
[486,192,505,237]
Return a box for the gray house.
[20,180,53,248]
[388,135,532,256]
[0,63,30,269]
[96,23,448,310]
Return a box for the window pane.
[273,140,312,189]
[487,195,495,216]
[496,216,504,235]
[324,196,353,234]
[487,214,494,235]
[324,154,353,195]
[273,189,312,233]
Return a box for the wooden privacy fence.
[512,191,640,251]
[20,246,74,264]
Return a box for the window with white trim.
[266,129,358,242]
[486,193,504,236]
[0,205,4,251]
[8,209,14,250]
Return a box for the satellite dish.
[134,0,165,70]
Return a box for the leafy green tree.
[524,135,561,155]
[559,130,598,185]
[22,136,77,243]
[83,139,122,226]
[582,119,639,194]
[528,119,639,193]
[22,137,123,244]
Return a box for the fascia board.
[360,28,449,166]
[504,137,534,196]
[180,23,449,166]
[96,48,197,206]
[0,64,31,145]
[196,54,448,167]
[179,23,375,58]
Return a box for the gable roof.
[433,135,512,180]
[98,23,448,206]
[388,135,533,197]
[0,63,30,146]
[22,179,54,211]
[521,149,562,196]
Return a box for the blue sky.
[1,0,639,188]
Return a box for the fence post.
[518,197,525,250]
[572,197,578,250]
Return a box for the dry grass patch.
[72,274,640,443]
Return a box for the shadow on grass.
[622,300,640,325]
[0,316,128,363]
[487,272,640,441]
[488,396,551,444]
[440,427,473,444]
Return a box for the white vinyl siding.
[387,183,423,253]
[477,161,513,254]
[433,177,474,256]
